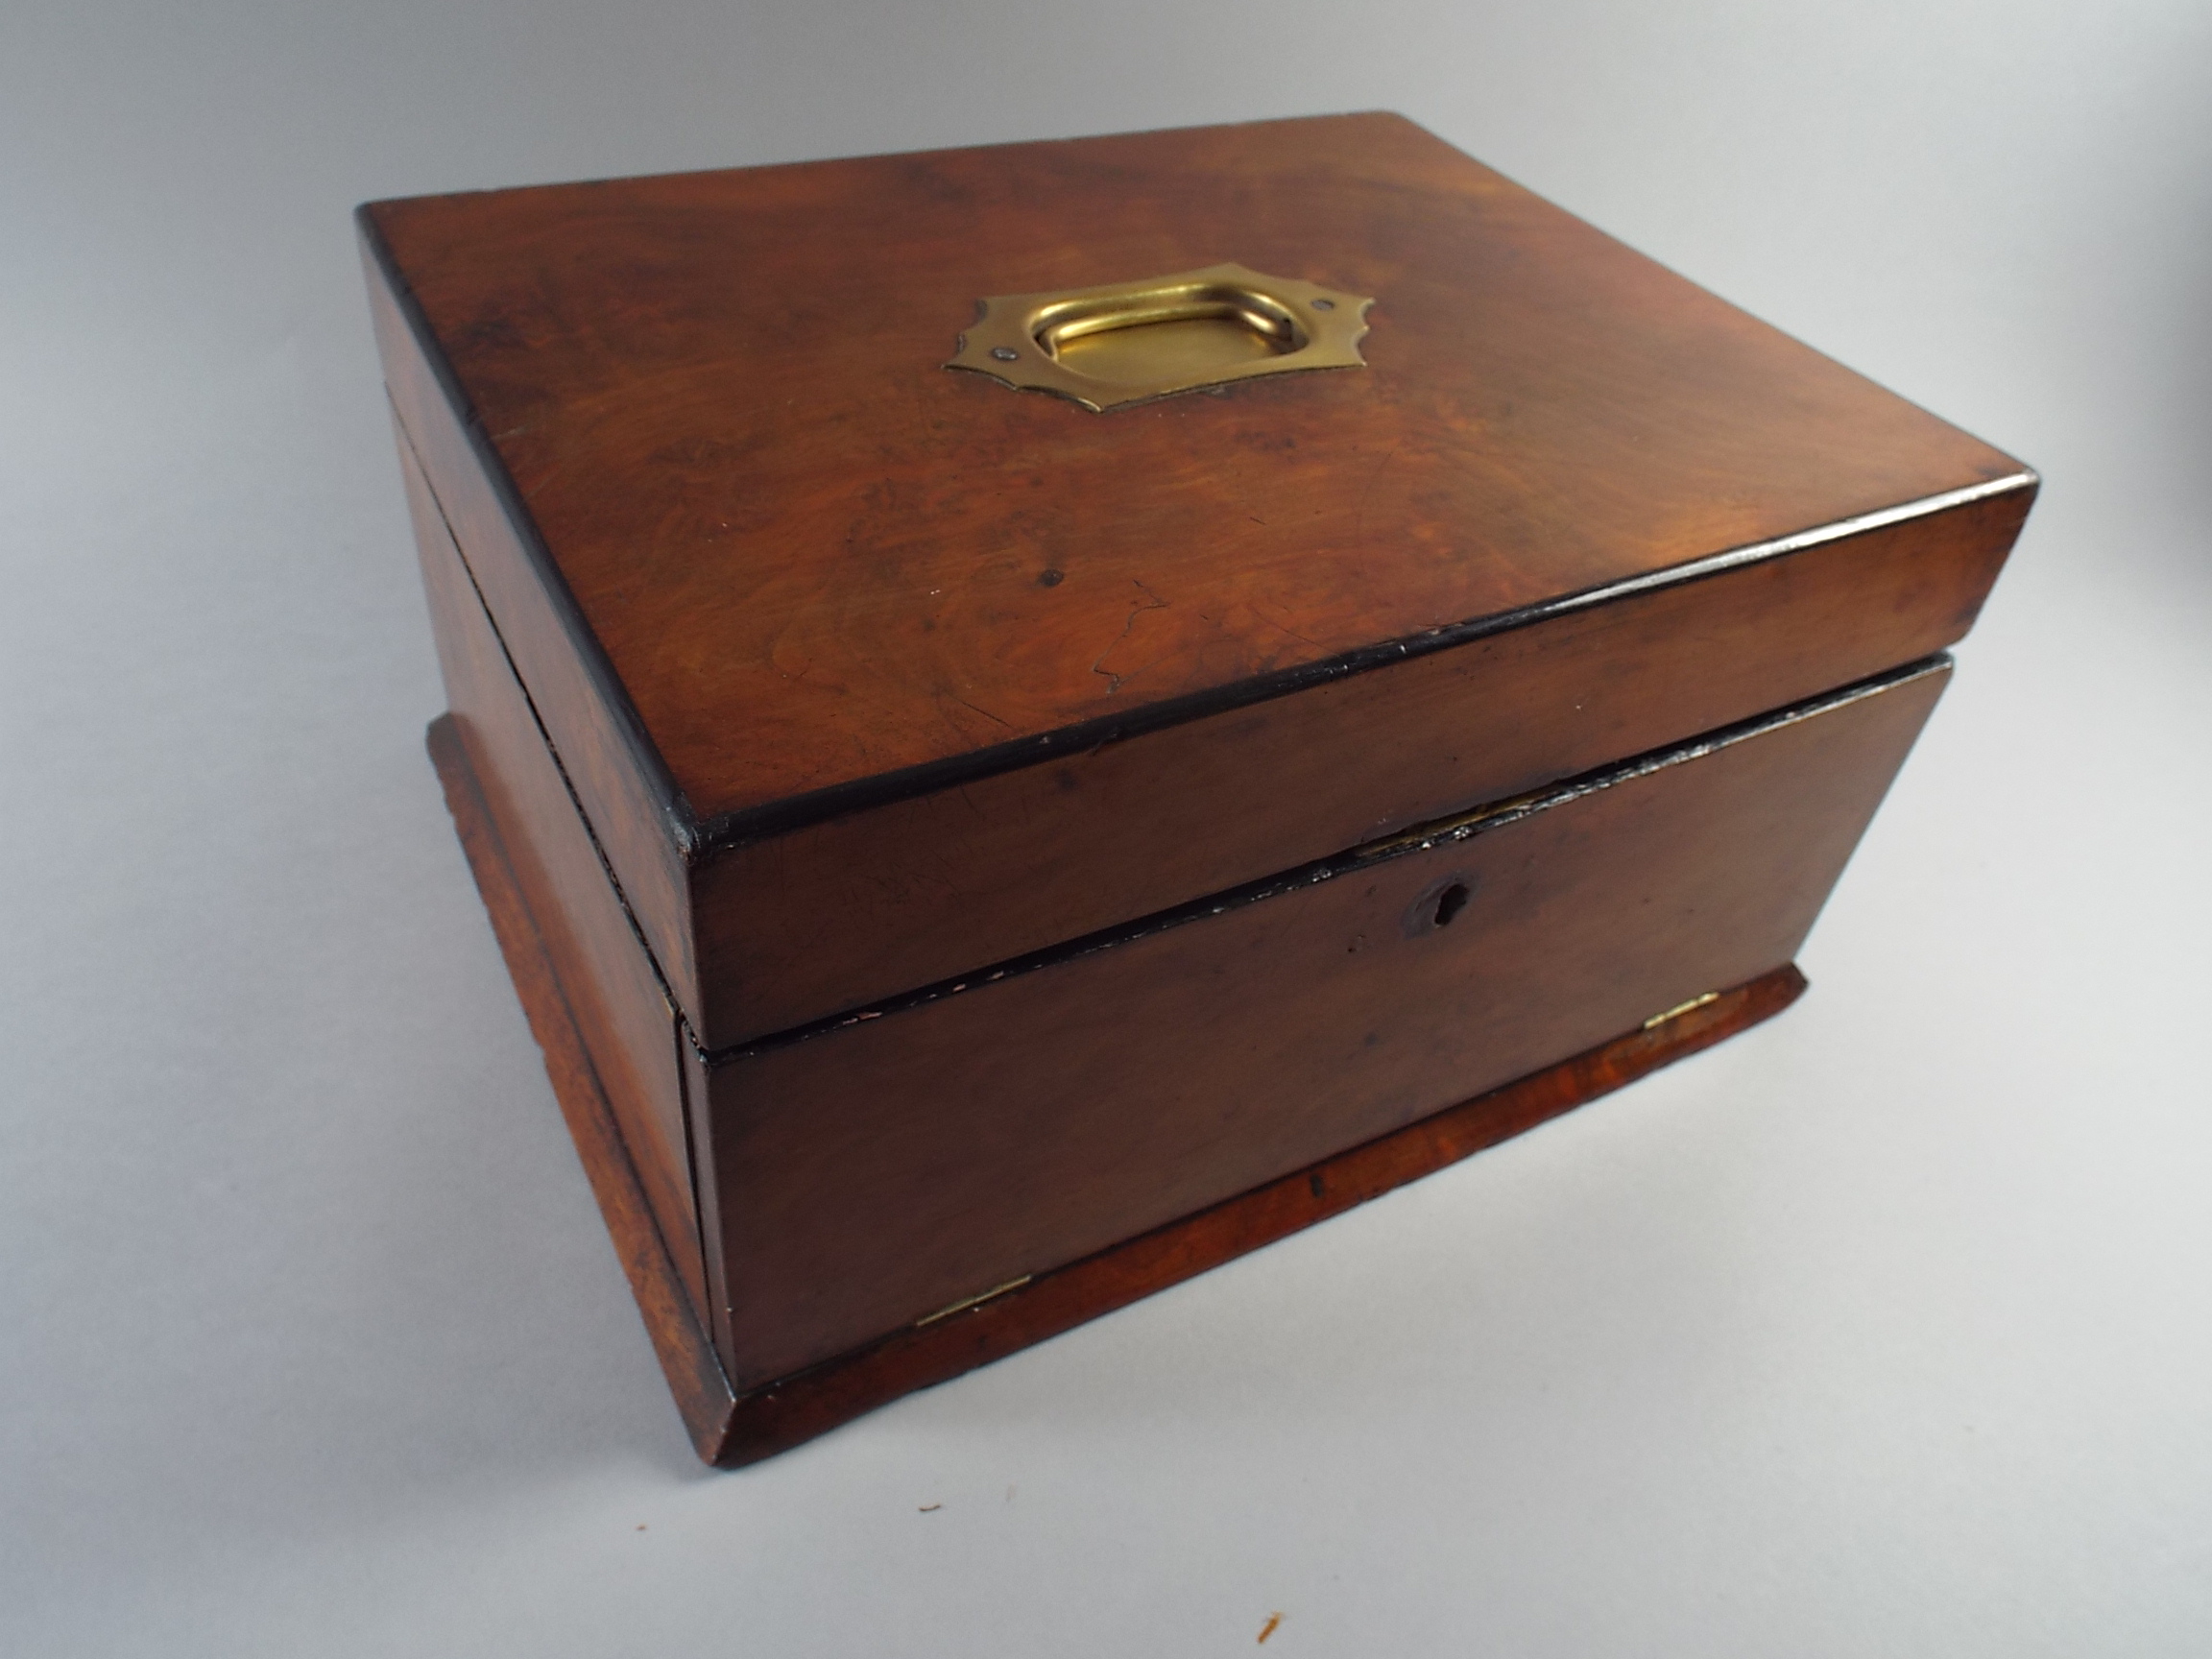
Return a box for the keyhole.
[1431,881,1470,928]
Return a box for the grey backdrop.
[5,2,2208,1653]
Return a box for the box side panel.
[364,228,700,1022]
[705,663,1948,1389]
[694,488,2025,1046]
[400,428,709,1323]
[676,1024,739,1370]
[424,715,741,1461]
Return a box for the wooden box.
[359,113,2034,1465]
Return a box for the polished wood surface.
[365,113,2033,1048]
[402,426,709,1321]
[427,705,1804,1464]
[368,264,699,1010]
[373,117,2025,1461]
[425,714,735,1460]
[366,112,2021,826]
[703,661,1948,1388]
[709,964,1808,1467]
[689,487,2022,1044]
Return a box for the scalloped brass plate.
[945,262,1374,411]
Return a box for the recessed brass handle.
[945,262,1375,412]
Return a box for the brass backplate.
[945,262,1374,411]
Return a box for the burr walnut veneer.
[362,113,2033,1463]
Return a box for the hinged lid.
[363,113,2033,1048]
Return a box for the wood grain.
[401,422,709,1321]
[425,714,736,1461]
[365,113,2033,1048]
[427,705,1804,1465]
[689,486,2022,1044]
[365,112,2023,827]
[709,963,1808,1467]
[366,242,699,1011]
[702,661,1949,1387]
[373,117,2025,1462]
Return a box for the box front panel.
[695,488,2025,1045]
[706,661,1948,1389]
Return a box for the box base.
[428,712,1807,1468]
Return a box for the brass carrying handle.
[945,262,1374,412]
[1033,283,1302,354]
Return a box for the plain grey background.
[5,1,2208,1653]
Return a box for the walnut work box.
[360,113,2034,1464]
